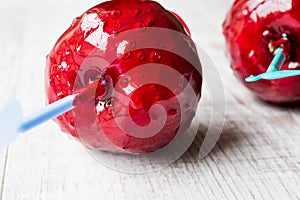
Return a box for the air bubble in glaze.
[137,52,146,61]
[122,52,132,60]
[119,75,130,88]
[111,9,122,19]
[151,51,162,62]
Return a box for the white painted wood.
[0,0,299,199]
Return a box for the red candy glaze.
[223,0,300,103]
[45,0,202,153]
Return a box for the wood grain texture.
[0,0,299,199]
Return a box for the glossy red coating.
[223,0,300,103]
[45,0,202,153]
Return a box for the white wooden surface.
[0,0,300,199]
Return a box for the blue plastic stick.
[0,94,77,150]
[266,48,285,72]
[0,79,106,150]
[245,48,300,82]
[17,94,76,133]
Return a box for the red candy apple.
[223,0,300,103]
[45,0,202,153]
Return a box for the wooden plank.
[0,0,33,197]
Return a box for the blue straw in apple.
[0,95,75,150]
[245,48,300,82]
[0,80,106,150]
